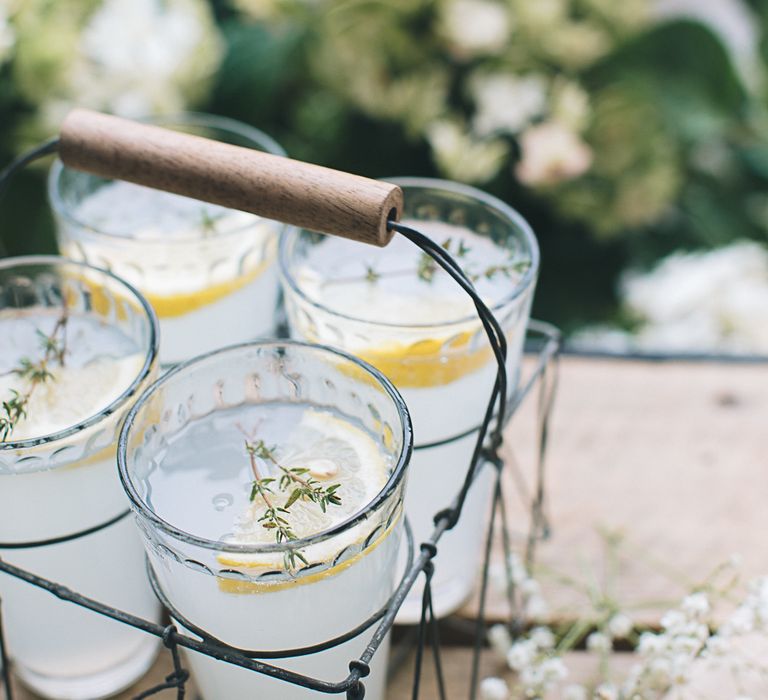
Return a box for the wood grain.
[460,355,768,627]
[59,109,403,247]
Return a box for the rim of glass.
[48,112,287,243]
[117,339,413,554]
[278,177,540,330]
[0,255,159,450]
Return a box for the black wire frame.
[0,321,560,699]
[0,138,562,698]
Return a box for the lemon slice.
[355,331,492,388]
[144,259,271,318]
[217,410,390,591]
[0,354,144,442]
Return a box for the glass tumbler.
[279,178,539,622]
[0,256,161,698]
[48,113,286,366]
[118,340,412,699]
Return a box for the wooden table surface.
[4,356,768,699]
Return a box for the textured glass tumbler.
[0,256,161,699]
[48,113,286,366]
[118,341,412,700]
[280,178,539,622]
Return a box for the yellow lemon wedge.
[357,330,491,388]
[216,410,390,593]
[145,259,270,318]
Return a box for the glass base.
[15,636,160,700]
[395,575,474,625]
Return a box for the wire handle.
[59,109,402,247]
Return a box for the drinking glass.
[118,341,412,699]
[48,113,286,366]
[0,256,161,698]
[279,178,539,621]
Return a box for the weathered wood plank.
[460,356,768,627]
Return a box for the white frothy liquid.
[57,181,280,364]
[286,221,532,621]
[0,311,161,699]
[140,403,402,699]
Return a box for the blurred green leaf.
[209,19,305,125]
[589,20,748,142]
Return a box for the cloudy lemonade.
[280,179,539,621]
[0,258,160,699]
[119,342,411,699]
[49,115,285,365]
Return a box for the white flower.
[682,592,710,619]
[515,122,593,186]
[525,594,549,619]
[507,552,529,586]
[488,624,513,660]
[441,0,511,56]
[506,639,536,671]
[539,657,568,684]
[704,634,730,657]
[427,119,509,184]
[594,682,618,700]
[607,613,633,639]
[74,0,223,118]
[550,79,591,132]
[519,665,544,689]
[470,74,547,136]
[530,626,556,650]
[563,684,587,700]
[520,578,541,598]
[661,609,687,633]
[479,676,510,700]
[647,657,673,686]
[638,632,667,656]
[724,605,755,635]
[0,3,14,64]
[620,241,768,354]
[586,631,612,654]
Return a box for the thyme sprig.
[326,237,530,286]
[244,438,342,572]
[0,305,69,442]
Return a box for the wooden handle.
[59,109,402,247]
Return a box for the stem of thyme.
[0,303,69,442]
[321,237,530,286]
[245,439,342,572]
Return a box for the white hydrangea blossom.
[0,3,14,65]
[10,0,223,139]
[426,119,508,184]
[441,0,512,56]
[573,241,768,355]
[516,121,593,186]
[470,73,547,136]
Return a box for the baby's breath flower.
[594,682,619,700]
[488,624,513,660]
[530,626,555,650]
[479,676,510,700]
[607,612,633,639]
[586,631,612,654]
[539,657,567,684]
[506,639,536,672]
[682,592,710,619]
